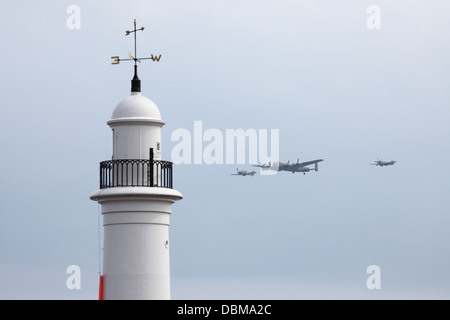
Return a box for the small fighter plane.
[230,168,257,176]
[253,158,324,174]
[371,159,396,167]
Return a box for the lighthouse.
[90,20,183,300]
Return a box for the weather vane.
[111,19,161,92]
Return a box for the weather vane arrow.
[110,19,161,92]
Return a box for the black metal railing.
[99,159,173,189]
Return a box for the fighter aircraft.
[253,159,324,174]
[371,159,396,167]
[230,168,257,176]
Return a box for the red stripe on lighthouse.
[99,275,104,300]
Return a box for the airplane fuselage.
[257,159,323,174]
[239,171,256,176]
[374,160,396,166]
[231,169,256,176]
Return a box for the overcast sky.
[1,0,450,299]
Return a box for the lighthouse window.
[157,142,161,151]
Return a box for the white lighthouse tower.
[90,20,182,300]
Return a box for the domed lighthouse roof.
[110,91,164,123]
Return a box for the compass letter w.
[150,55,162,62]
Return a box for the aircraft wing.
[295,159,324,167]
[252,164,270,168]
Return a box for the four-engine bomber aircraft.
[230,168,257,176]
[253,159,324,174]
[371,159,396,167]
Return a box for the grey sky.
[0,0,449,299]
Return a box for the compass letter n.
[66,5,81,30]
